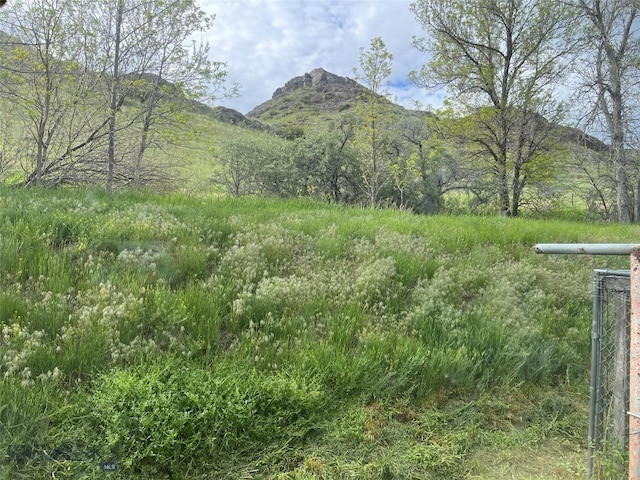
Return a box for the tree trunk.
[590,4,636,223]
[498,159,510,215]
[107,0,124,191]
[610,76,630,222]
[634,174,640,222]
[134,97,155,190]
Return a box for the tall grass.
[0,186,634,478]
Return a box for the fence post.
[630,248,640,480]
[587,272,603,479]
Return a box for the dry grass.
[467,439,586,479]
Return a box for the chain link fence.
[588,269,630,479]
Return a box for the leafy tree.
[353,37,397,208]
[87,0,178,189]
[389,113,447,213]
[91,0,234,191]
[411,0,575,216]
[125,0,233,190]
[211,134,262,196]
[212,133,293,197]
[389,152,419,209]
[289,122,362,203]
[0,0,232,189]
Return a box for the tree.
[211,133,294,198]
[353,37,397,208]
[0,0,231,189]
[211,134,262,196]
[389,113,447,213]
[0,0,106,185]
[411,0,574,216]
[90,0,232,191]
[288,121,362,203]
[571,0,640,222]
[123,0,231,190]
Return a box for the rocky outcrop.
[247,67,367,120]
[560,127,609,153]
[271,68,360,98]
[209,106,267,130]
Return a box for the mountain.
[246,67,386,128]
[247,67,365,121]
[243,67,424,139]
[243,67,607,155]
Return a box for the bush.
[90,357,327,477]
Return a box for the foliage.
[411,0,575,216]
[570,0,640,223]
[90,357,326,477]
[352,37,398,208]
[0,0,229,189]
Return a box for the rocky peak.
[246,67,367,120]
[272,68,359,98]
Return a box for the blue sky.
[200,0,445,114]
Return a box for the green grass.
[0,186,636,478]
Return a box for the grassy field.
[0,186,637,479]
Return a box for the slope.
[245,67,421,134]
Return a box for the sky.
[199,0,445,114]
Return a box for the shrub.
[90,357,327,477]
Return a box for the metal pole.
[587,272,604,479]
[630,249,640,480]
[535,244,640,255]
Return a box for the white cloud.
[200,0,442,114]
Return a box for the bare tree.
[0,0,106,185]
[571,0,640,222]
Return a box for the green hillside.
[0,52,614,219]
[190,69,611,219]
[244,67,422,135]
[1,186,636,479]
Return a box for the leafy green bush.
[90,357,327,477]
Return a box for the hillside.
[240,68,602,151]
[244,67,419,131]
[247,67,366,121]
[0,49,614,214]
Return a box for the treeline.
[3,1,640,222]
[211,113,447,214]
[222,0,640,221]
[407,0,640,222]
[213,28,633,220]
[210,107,626,218]
[0,0,230,190]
